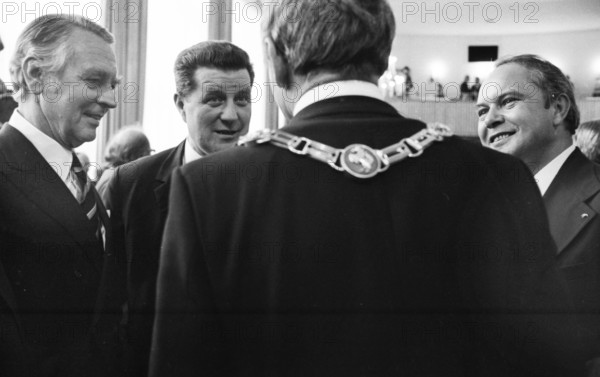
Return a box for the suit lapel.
[92,187,115,326]
[154,141,185,215]
[543,148,600,254]
[0,125,98,247]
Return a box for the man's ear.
[22,57,44,94]
[552,93,570,127]
[173,93,186,122]
[264,37,291,88]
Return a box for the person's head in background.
[9,14,118,149]
[263,0,395,119]
[477,54,578,173]
[173,41,254,156]
[0,33,18,125]
[104,125,152,168]
[575,120,600,164]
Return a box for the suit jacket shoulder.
[153,97,583,377]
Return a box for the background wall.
[392,28,600,99]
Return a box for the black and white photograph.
[0,0,599,376]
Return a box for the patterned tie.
[71,153,98,224]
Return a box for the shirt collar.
[293,80,384,116]
[183,137,204,165]
[8,110,73,183]
[534,144,576,196]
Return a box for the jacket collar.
[292,96,400,124]
[154,141,186,212]
[155,141,186,183]
[544,148,600,253]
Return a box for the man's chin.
[73,131,97,148]
[212,142,237,153]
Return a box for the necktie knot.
[71,152,87,190]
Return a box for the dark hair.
[576,120,600,163]
[496,54,580,134]
[265,0,395,80]
[174,41,254,97]
[10,14,113,93]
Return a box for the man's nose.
[98,86,117,109]
[220,100,238,122]
[483,106,503,129]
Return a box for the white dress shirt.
[534,144,576,196]
[293,80,384,116]
[183,137,204,165]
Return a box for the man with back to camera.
[477,54,600,369]
[149,2,588,376]
[106,41,253,376]
[0,14,123,377]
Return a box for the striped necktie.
[71,153,98,224]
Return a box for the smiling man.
[0,14,121,377]
[106,41,253,377]
[478,54,600,364]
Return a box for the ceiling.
[391,0,600,36]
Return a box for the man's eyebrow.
[498,89,524,98]
[476,89,525,107]
[80,69,120,84]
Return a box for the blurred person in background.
[575,119,600,164]
[96,125,152,202]
[0,33,18,125]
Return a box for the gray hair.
[265,0,395,81]
[9,14,114,94]
[496,54,580,134]
[575,120,600,164]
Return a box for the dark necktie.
[72,153,99,225]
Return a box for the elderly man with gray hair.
[0,14,122,377]
[150,1,585,376]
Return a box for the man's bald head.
[104,126,152,167]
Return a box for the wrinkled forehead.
[194,68,252,93]
[201,81,252,93]
[67,29,117,69]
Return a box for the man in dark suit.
[477,53,600,367]
[0,15,122,377]
[106,41,253,376]
[150,2,585,376]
